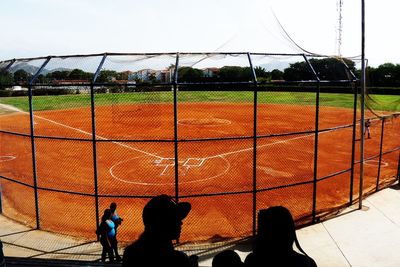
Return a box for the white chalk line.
[4,106,354,186]
[364,159,389,167]
[206,132,318,160]
[34,114,162,159]
[6,107,353,164]
[28,112,319,163]
[178,118,232,126]
[0,103,24,113]
[7,108,162,159]
[107,131,324,185]
[0,155,16,163]
[109,154,231,186]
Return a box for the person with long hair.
[245,206,317,267]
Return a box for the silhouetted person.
[97,209,114,263]
[122,194,198,267]
[0,239,5,267]
[110,202,123,261]
[244,206,317,267]
[212,249,243,267]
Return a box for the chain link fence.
[0,53,399,258]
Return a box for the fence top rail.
[0,52,359,86]
[0,52,356,64]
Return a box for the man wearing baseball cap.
[122,195,198,267]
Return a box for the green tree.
[148,73,157,84]
[254,66,270,80]
[219,66,252,81]
[13,69,30,83]
[96,69,118,83]
[369,63,400,87]
[283,61,312,81]
[283,58,356,81]
[116,71,129,81]
[68,69,92,80]
[47,70,70,80]
[178,67,204,82]
[0,71,13,89]
[309,58,356,80]
[270,69,284,80]
[36,74,48,84]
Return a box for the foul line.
[10,109,162,159]
[0,156,16,163]
[34,114,163,159]
[8,108,351,169]
[35,115,162,158]
[206,131,319,160]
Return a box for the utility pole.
[337,0,344,56]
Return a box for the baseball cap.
[143,195,191,226]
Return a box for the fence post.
[28,57,51,229]
[359,0,367,210]
[303,55,320,223]
[247,53,258,237]
[91,54,107,231]
[349,83,358,203]
[338,58,359,205]
[376,117,385,191]
[312,81,321,223]
[173,53,180,203]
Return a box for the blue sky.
[0,0,398,67]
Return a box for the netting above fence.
[0,53,357,88]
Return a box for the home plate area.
[154,157,205,176]
[109,155,230,185]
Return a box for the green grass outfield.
[0,91,399,112]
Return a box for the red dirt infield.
[0,103,398,242]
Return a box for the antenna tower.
[337,0,343,56]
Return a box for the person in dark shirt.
[110,202,122,261]
[244,206,317,267]
[97,209,114,263]
[122,194,197,267]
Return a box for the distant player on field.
[364,119,371,139]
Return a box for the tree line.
[1,58,400,88]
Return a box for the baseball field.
[0,91,399,242]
